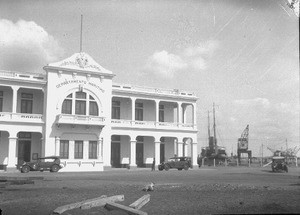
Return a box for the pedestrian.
[151,158,155,171]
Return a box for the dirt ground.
[0,166,300,215]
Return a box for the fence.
[200,157,299,168]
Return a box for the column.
[177,142,183,157]
[83,140,89,159]
[40,138,46,158]
[7,136,17,168]
[177,102,182,126]
[131,97,136,122]
[193,103,197,128]
[130,140,137,168]
[174,139,178,157]
[69,140,74,159]
[55,136,60,156]
[183,141,188,157]
[154,141,160,166]
[98,138,103,161]
[182,104,187,124]
[192,142,198,168]
[155,100,160,124]
[11,86,19,113]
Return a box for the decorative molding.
[58,70,63,78]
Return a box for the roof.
[46,52,113,74]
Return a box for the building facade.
[0,52,198,172]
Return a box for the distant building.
[0,52,198,172]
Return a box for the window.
[61,92,99,116]
[112,101,120,119]
[60,140,69,159]
[74,140,83,159]
[135,102,143,121]
[89,96,98,116]
[0,91,3,112]
[75,92,86,115]
[62,93,72,114]
[21,93,33,113]
[159,105,164,122]
[89,141,97,159]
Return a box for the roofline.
[43,65,116,78]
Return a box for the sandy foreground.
[0,167,300,215]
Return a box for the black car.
[158,156,192,171]
[271,156,288,172]
[20,156,63,173]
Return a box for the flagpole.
[80,15,83,53]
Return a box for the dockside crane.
[237,125,252,164]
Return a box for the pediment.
[47,52,112,74]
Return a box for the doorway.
[136,143,144,167]
[111,142,121,168]
[18,140,31,166]
[160,143,165,163]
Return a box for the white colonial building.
[0,52,198,172]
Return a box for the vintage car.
[158,156,192,171]
[271,156,288,172]
[20,156,63,173]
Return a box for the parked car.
[271,156,288,172]
[158,156,192,171]
[20,156,63,173]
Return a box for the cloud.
[0,19,64,73]
[145,50,187,78]
[145,40,219,78]
[231,97,299,144]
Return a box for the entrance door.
[18,140,31,166]
[111,142,121,168]
[136,143,144,167]
[160,144,165,163]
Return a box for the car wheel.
[158,166,163,171]
[178,168,182,171]
[50,165,59,173]
[284,166,288,173]
[21,165,30,173]
[184,164,189,170]
[165,165,170,171]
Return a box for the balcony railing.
[111,119,196,130]
[0,112,44,123]
[57,114,106,126]
[112,83,196,97]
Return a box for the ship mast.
[213,102,217,147]
[207,111,211,140]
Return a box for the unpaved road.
[0,167,300,215]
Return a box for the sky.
[0,0,299,157]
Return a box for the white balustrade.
[0,112,43,123]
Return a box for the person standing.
[151,158,155,171]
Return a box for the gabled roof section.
[47,52,112,74]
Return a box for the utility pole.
[261,143,264,167]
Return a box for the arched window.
[62,91,99,116]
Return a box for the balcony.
[111,119,196,131]
[0,112,44,124]
[56,114,106,127]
